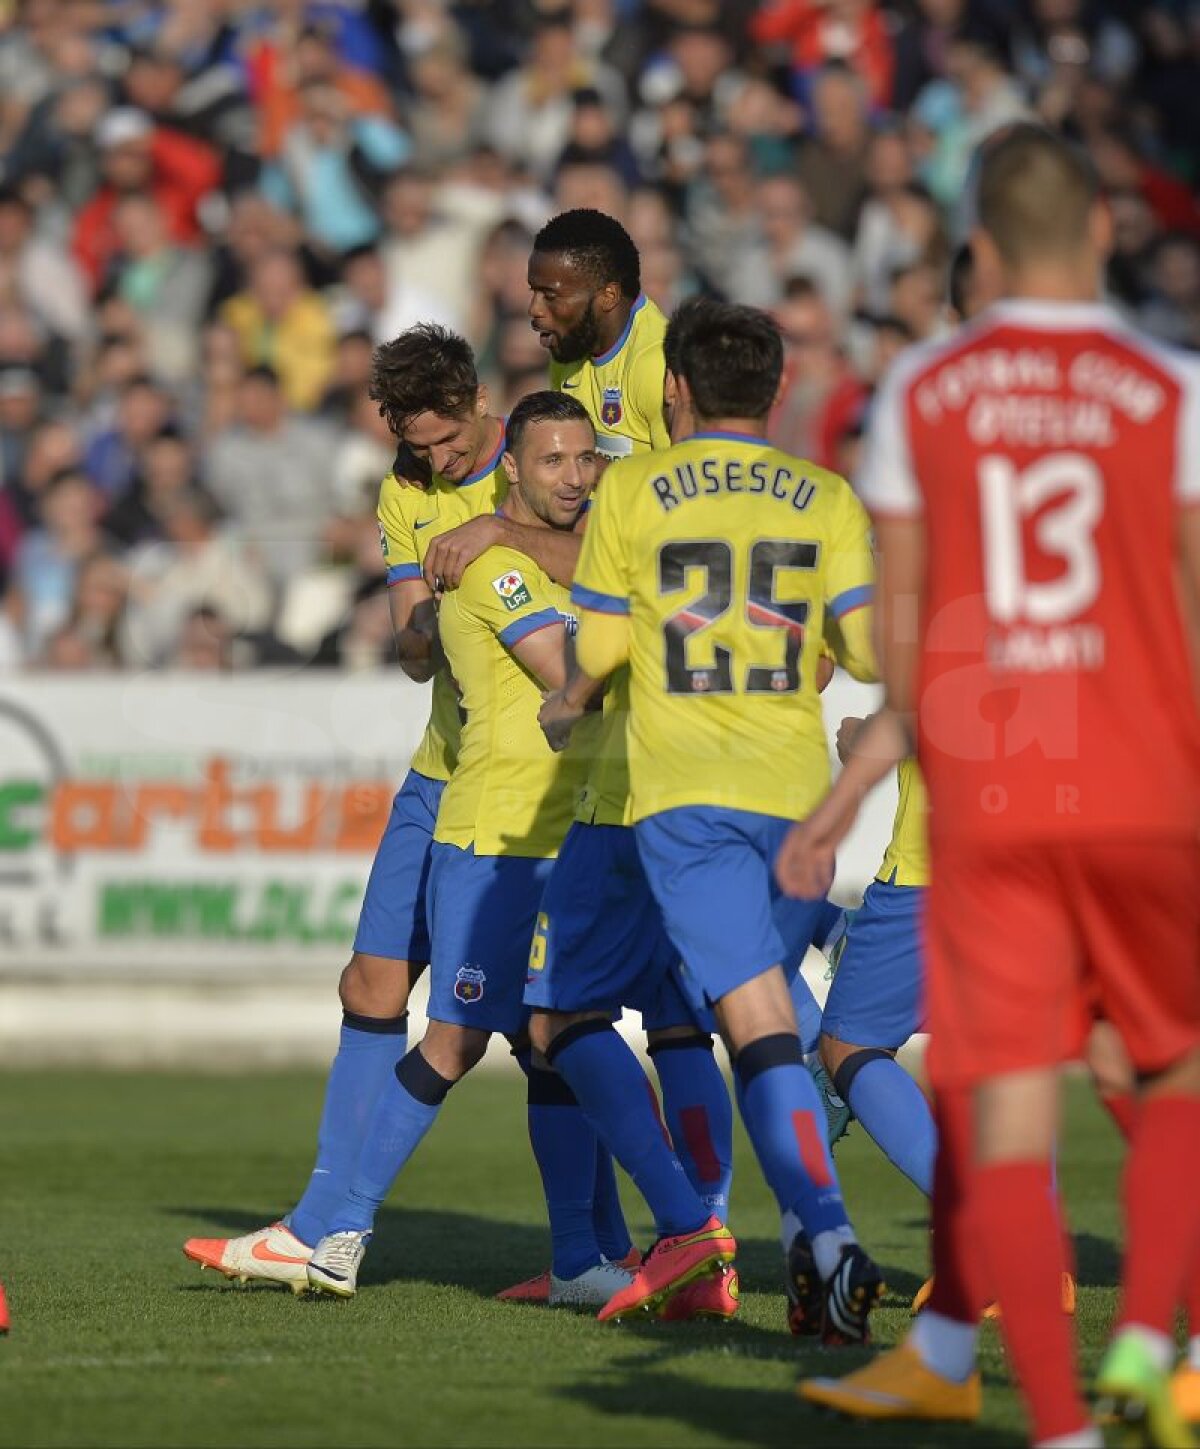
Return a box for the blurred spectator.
[768,277,866,469]
[914,21,1030,214]
[104,427,204,548]
[123,492,274,668]
[686,132,761,294]
[4,417,78,534]
[309,575,393,670]
[84,375,173,502]
[220,247,336,410]
[405,31,488,171]
[12,466,103,657]
[260,80,410,256]
[751,0,895,109]
[121,44,256,173]
[889,257,947,341]
[490,9,626,179]
[169,603,232,671]
[54,548,130,669]
[203,365,337,586]
[557,87,641,189]
[0,364,43,495]
[1139,234,1200,351]
[71,108,221,292]
[0,185,89,344]
[796,62,871,242]
[727,173,853,319]
[251,20,395,161]
[108,194,211,382]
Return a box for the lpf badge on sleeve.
[492,571,532,611]
[600,387,623,426]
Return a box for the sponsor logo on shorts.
[600,387,623,427]
[454,965,486,1003]
[492,571,533,612]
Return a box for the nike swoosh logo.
[251,1242,311,1266]
[414,518,437,530]
[561,380,580,389]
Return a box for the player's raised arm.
[422,513,583,593]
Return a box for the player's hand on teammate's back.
[539,688,585,753]
[422,515,503,592]
[836,716,866,765]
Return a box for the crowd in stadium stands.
[0,0,1196,673]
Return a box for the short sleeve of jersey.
[858,364,922,518]
[571,466,632,616]
[628,342,670,451]
[825,481,876,625]
[377,473,423,584]
[459,546,566,649]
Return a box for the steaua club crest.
[600,386,623,427]
[454,965,486,1003]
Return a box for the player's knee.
[828,1045,894,1103]
[528,1012,556,1057]
[1085,1019,1135,1098]
[338,953,410,1018]
[419,1022,489,1081]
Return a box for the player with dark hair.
[181,330,587,1289]
[544,299,887,1338]
[303,394,617,1300]
[787,124,1200,1444]
[528,208,670,461]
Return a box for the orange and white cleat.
[1172,1364,1200,1425]
[183,1221,312,1294]
[497,1248,639,1304]
[658,1265,740,1322]
[598,1218,735,1323]
[800,1342,981,1422]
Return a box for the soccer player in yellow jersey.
[182,324,516,1291]
[304,392,633,1301]
[540,300,886,1338]
[529,208,670,462]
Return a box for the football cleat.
[911,1271,1076,1319]
[808,1058,852,1147]
[821,1243,885,1346]
[1096,1333,1195,1449]
[799,1342,981,1422]
[785,1230,822,1337]
[658,1265,740,1322]
[182,1221,312,1293]
[597,1217,735,1322]
[549,1259,635,1307]
[496,1270,551,1304]
[306,1230,370,1298]
[0,1280,8,1334]
[1173,1366,1200,1426]
[497,1248,639,1304]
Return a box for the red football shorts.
[923,837,1200,1089]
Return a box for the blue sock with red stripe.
[649,1035,733,1220]
[734,1033,852,1270]
[547,1020,708,1240]
[287,1010,408,1248]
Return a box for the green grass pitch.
[0,1070,1127,1447]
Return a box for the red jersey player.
[792,125,1200,1446]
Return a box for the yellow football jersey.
[877,759,930,888]
[550,294,670,462]
[376,434,507,781]
[572,430,877,822]
[434,544,597,858]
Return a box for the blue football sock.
[838,1052,936,1197]
[548,1021,709,1240]
[735,1033,850,1240]
[327,1045,453,1235]
[650,1036,734,1219]
[286,1010,408,1247]
[789,973,823,1058]
[592,1145,633,1262]
[527,1065,604,1280]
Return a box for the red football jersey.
[860,299,1200,843]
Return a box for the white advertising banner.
[0,672,894,978]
